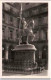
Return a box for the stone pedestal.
[12,44,37,71]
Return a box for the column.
[5,46,8,60]
[34,51,35,63]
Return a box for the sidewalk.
[2,70,47,76]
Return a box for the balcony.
[2,35,19,44]
[3,8,19,17]
[38,5,48,14]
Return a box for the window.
[38,17,43,25]
[38,16,48,25]
[23,11,29,17]
[10,31,13,39]
[32,8,38,15]
[43,16,48,24]
[10,7,13,13]
[34,31,39,41]
[10,16,13,22]
[13,17,17,27]
[34,18,39,26]
[3,13,5,19]
[41,5,48,12]
[2,28,5,39]
[16,30,19,39]
[2,13,5,23]
[40,30,46,40]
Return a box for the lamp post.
[19,3,22,45]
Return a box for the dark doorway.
[42,45,48,59]
[8,45,14,60]
[42,45,48,69]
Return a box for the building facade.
[2,3,20,60]
[23,3,48,69]
[2,3,48,69]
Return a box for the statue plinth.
[12,44,37,71]
[3,43,37,73]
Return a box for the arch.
[42,45,48,59]
[35,46,39,62]
[8,45,14,60]
[42,45,48,69]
